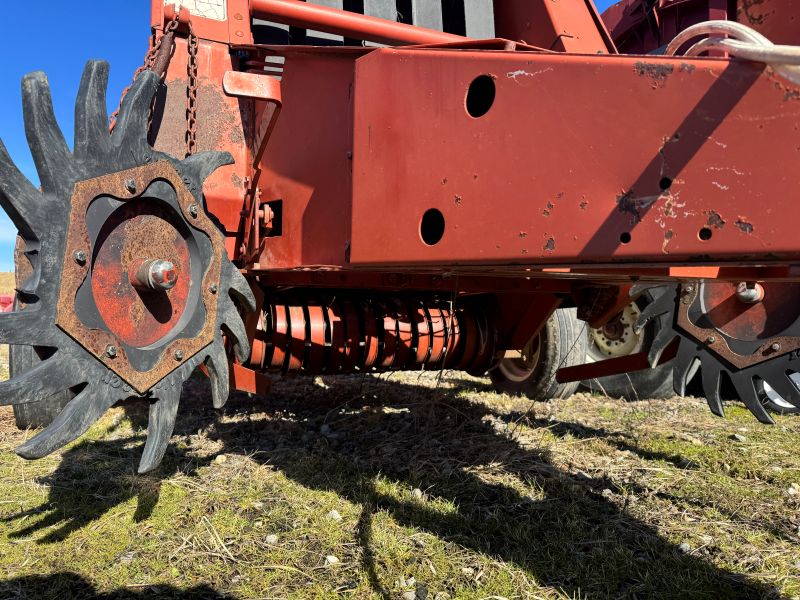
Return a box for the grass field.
[0,271,798,598]
[1,370,799,599]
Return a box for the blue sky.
[0,0,616,272]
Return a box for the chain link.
[185,21,199,157]
[110,17,180,130]
[110,15,198,157]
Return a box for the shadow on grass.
[0,572,233,599]
[3,374,785,599]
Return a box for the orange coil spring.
[248,297,494,375]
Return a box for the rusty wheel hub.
[637,281,800,423]
[0,61,255,473]
[57,161,226,392]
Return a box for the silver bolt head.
[124,179,137,193]
[174,350,184,361]
[706,336,717,344]
[771,343,782,352]
[149,260,178,291]
[209,284,218,294]
[73,250,87,264]
[685,285,694,293]
[105,345,117,358]
[188,204,199,218]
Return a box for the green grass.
[1,372,799,599]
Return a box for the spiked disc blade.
[0,60,254,471]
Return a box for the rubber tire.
[581,289,675,401]
[10,343,72,430]
[489,307,587,400]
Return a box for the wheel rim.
[587,303,643,362]
[497,335,542,383]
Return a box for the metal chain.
[185,21,199,157]
[110,17,180,130]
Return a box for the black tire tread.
[490,307,587,400]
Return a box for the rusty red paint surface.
[701,282,800,341]
[92,204,191,348]
[349,49,800,267]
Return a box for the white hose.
[665,20,800,86]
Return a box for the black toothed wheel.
[0,61,255,472]
[637,282,800,423]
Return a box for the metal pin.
[130,259,178,291]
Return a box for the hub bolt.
[105,345,117,358]
[124,179,137,194]
[685,285,694,293]
[735,282,764,304]
[771,342,782,352]
[174,350,184,361]
[706,336,717,344]
[73,250,87,265]
[209,284,218,294]
[130,259,178,291]
[188,203,199,218]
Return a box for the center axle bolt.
[130,259,178,291]
[735,282,765,304]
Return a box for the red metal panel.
[349,48,800,267]
[256,51,356,268]
[153,36,252,235]
[736,0,800,45]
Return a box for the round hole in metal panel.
[619,232,632,244]
[420,209,445,246]
[659,177,673,191]
[466,75,496,118]
[699,227,713,241]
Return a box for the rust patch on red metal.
[56,161,224,394]
[92,206,191,347]
[633,61,674,88]
[735,218,754,233]
[705,210,726,229]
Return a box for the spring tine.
[74,60,112,162]
[0,353,82,406]
[138,384,181,473]
[224,261,257,313]
[206,339,231,409]
[111,71,159,156]
[0,140,46,239]
[761,372,800,409]
[700,363,725,417]
[0,310,55,346]
[15,387,117,459]
[222,303,251,363]
[182,151,234,187]
[672,349,696,396]
[731,373,775,425]
[21,72,73,196]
